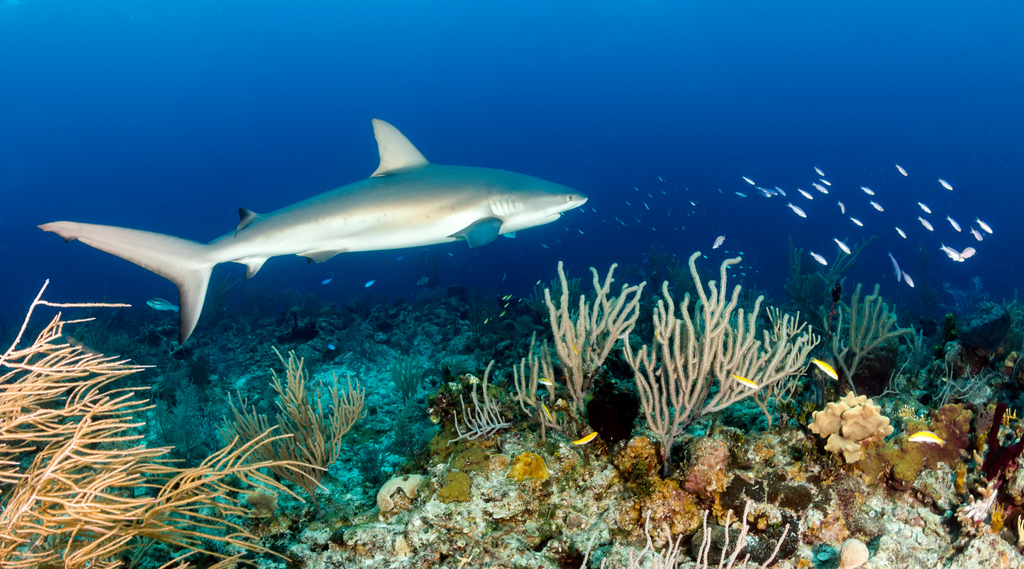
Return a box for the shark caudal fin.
[39,221,215,344]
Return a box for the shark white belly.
[40,119,586,343]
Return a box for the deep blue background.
[2,1,1021,329]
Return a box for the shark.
[40,119,587,343]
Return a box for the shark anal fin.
[450,217,503,248]
[370,119,428,177]
[236,208,261,236]
[300,249,345,263]
[235,257,268,279]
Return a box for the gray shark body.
[40,119,587,343]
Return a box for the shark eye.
[564,195,573,203]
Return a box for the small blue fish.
[364,279,375,288]
[396,255,404,261]
[327,343,336,350]
[147,298,179,313]
[321,277,333,285]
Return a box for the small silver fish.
[850,217,863,227]
[365,279,376,287]
[713,235,725,249]
[976,218,993,234]
[960,247,976,260]
[812,183,829,194]
[896,164,908,176]
[735,191,748,197]
[861,186,875,195]
[918,202,932,214]
[787,203,807,218]
[820,179,831,186]
[869,201,884,212]
[903,272,915,288]
[838,201,845,214]
[147,298,179,313]
[834,238,851,254]
[940,244,962,261]
[947,216,961,232]
[742,176,756,185]
[798,189,814,200]
[970,227,983,241]
[896,227,907,239]
[810,252,828,266]
[776,187,787,196]
[939,178,953,191]
[888,252,902,282]
[658,175,664,182]
[918,216,934,231]
[815,167,824,176]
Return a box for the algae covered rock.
[958,302,1010,350]
[506,451,548,482]
[377,474,426,515]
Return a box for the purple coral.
[981,402,1024,482]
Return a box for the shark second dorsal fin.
[236,208,261,236]
[370,119,428,177]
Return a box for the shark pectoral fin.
[450,217,503,248]
[299,249,345,263]
[235,208,262,236]
[503,232,516,239]
[370,119,429,177]
[235,257,268,279]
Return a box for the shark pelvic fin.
[450,217,503,248]
[236,208,262,236]
[38,221,214,345]
[236,256,268,279]
[370,119,428,177]
[299,249,345,263]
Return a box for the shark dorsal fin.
[370,119,428,177]
[236,208,262,236]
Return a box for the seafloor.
[2,250,1023,569]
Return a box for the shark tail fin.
[39,221,216,344]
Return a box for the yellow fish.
[541,402,555,422]
[907,431,945,447]
[571,431,598,445]
[730,374,759,390]
[537,378,554,387]
[810,359,838,380]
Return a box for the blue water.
[2,1,1022,331]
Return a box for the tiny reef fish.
[571,432,598,445]
[907,431,945,446]
[810,359,838,380]
[730,374,759,389]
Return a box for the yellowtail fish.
[918,202,931,214]
[798,189,814,200]
[850,217,863,227]
[918,216,934,231]
[946,216,961,232]
[713,235,725,249]
[820,179,831,186]
[834,238,851,254]
[812,183,829,194]
[572,432,598,445]
[976,218,993,234]
[861,186,875,195]
[896,164,908,176]
[810,252,828,266]
[787,203,807,218]
[903,272,915,288]
[810,358,838,380]
[838,201,845,214]
[730,374,759,389]
[907,431,945,446]
[815,167,824,176]
[541,402,555,422]
[869,201,884,212]
[896,227,907,239]
[742,176,756,186]
[939,179,953,191]
[970,227,983,241]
